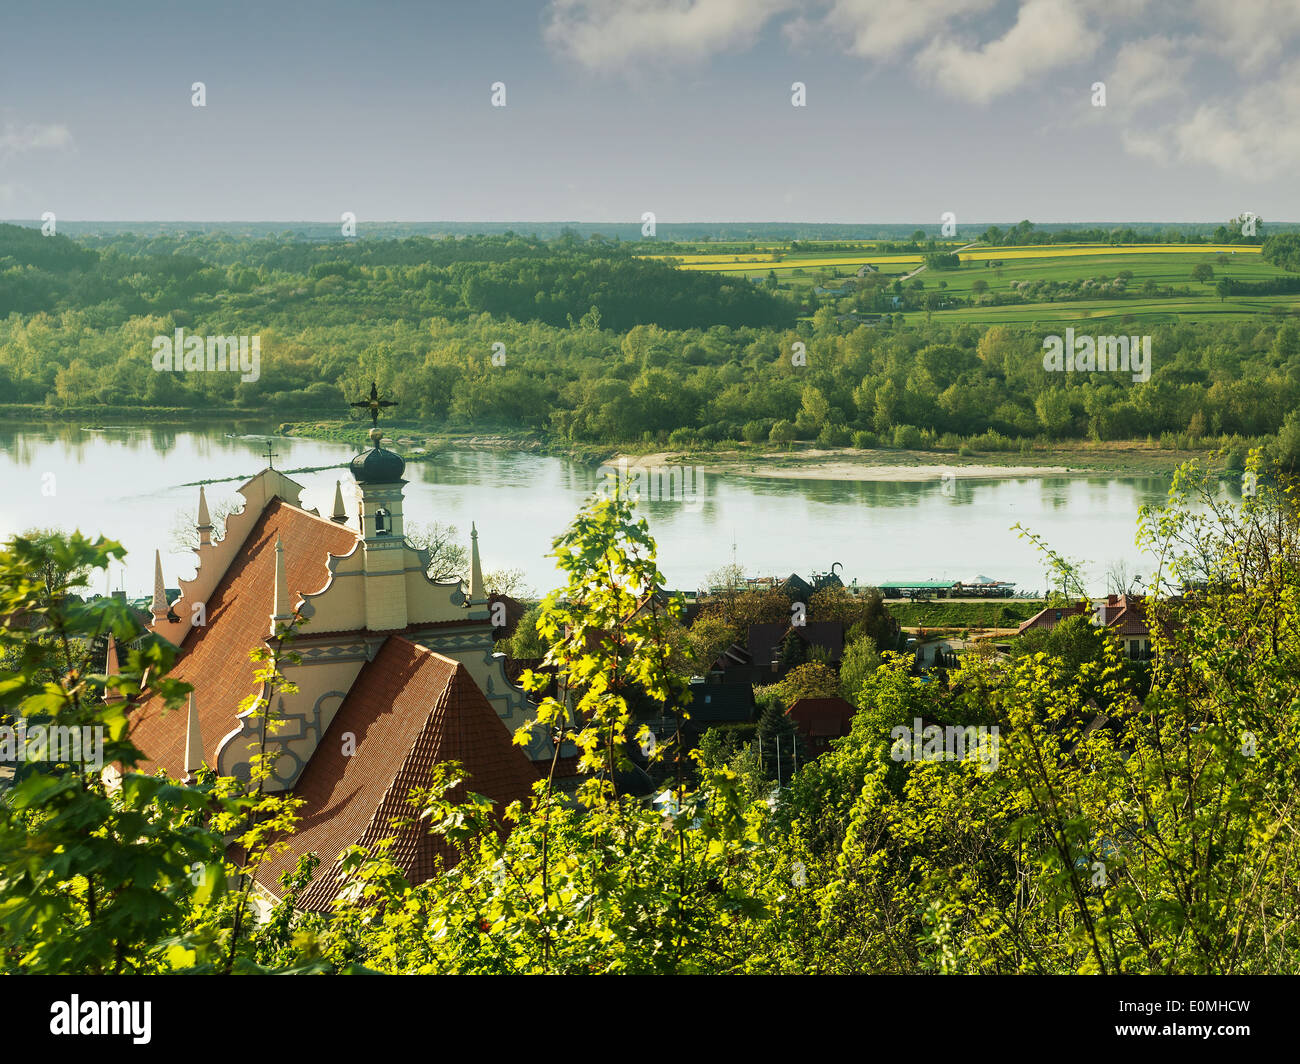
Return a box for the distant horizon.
[6,219,1296,229]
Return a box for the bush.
[742,419,769,443]
[817,424,851,447]
[770,420,797,446]
[893,424,922,449]
[852,430,878,449]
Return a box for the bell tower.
[348,385,410,632]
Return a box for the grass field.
[675,254,923,272]
[653,240,1296,324]
[887,600,1047,629]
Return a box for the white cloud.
[1166,61,1300,179]
[0,122,73,158]
[1105,35,1192,110]
[820,0,996,62]
[915,0,1102,103]
[1191,0,1300,71]
[543,0,796,72]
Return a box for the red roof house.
[786,696,857,757]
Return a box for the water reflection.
[0,423,1175,598]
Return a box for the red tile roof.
[787,696,856,739]
[1016,602,1088,635]
[258,635,539,911]
[129,498,359,777]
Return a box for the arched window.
[375,508,391,536]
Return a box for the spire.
[469,521,484,603]
[197,484,213,547]
[151,550,168,624]
[331,479,347,524]
[270,533,293,635]
[183,692,203,783]
[103,635,123,703]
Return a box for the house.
[747,620,844,680]
[813,279,855,296]
[640,679,755,748]
[855,263,878,276]
[786,696,856,757]
[487,591,526,641]
[687,680,754,729]
[1017,595,1159,661]
[778,572,815,603]
[1017,602,1088,635]
[126,426,546,910]
[708,641,753,681]
[1094,594,1154,660]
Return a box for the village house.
[786,696,856,758]
[746,620,845,682]
[1017,595,1159,660]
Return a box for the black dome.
[350,445,405,484]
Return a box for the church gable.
[131,497,359,778]
[256,636,539,911]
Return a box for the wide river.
[0,423,1188,599]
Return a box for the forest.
[4,225,1300,465]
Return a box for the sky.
[0,0,1297,224]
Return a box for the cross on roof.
[350,381,398,428]
[264,441,278,469]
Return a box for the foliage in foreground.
[2,458,1300,972]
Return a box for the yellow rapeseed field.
[646,242,1262,274]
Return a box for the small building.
[1094,594,1153,660]
[747,620,845,680]
[1017,602,1088,635]
[777,572,815,602]
[1017,595,1159,660]
[787,696,856,757]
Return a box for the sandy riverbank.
[610,449,1073,482]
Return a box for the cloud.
[1165,61,1300,179]
[543,0,795,72]
[1191,0,1300,71]
[1105,34,1193,110]
[820,0,996,62]
[0,122,73,159]
[914,0,1102,103]
[538,0,1300,182]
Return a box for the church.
[125,423,545,911]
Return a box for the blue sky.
[1,0,1296,222]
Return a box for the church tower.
[349,425,409,631]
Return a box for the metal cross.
[350,381,399,428]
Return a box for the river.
[0,422,1188,599]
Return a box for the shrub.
[817,424,851,447]
[893,424,922,449]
